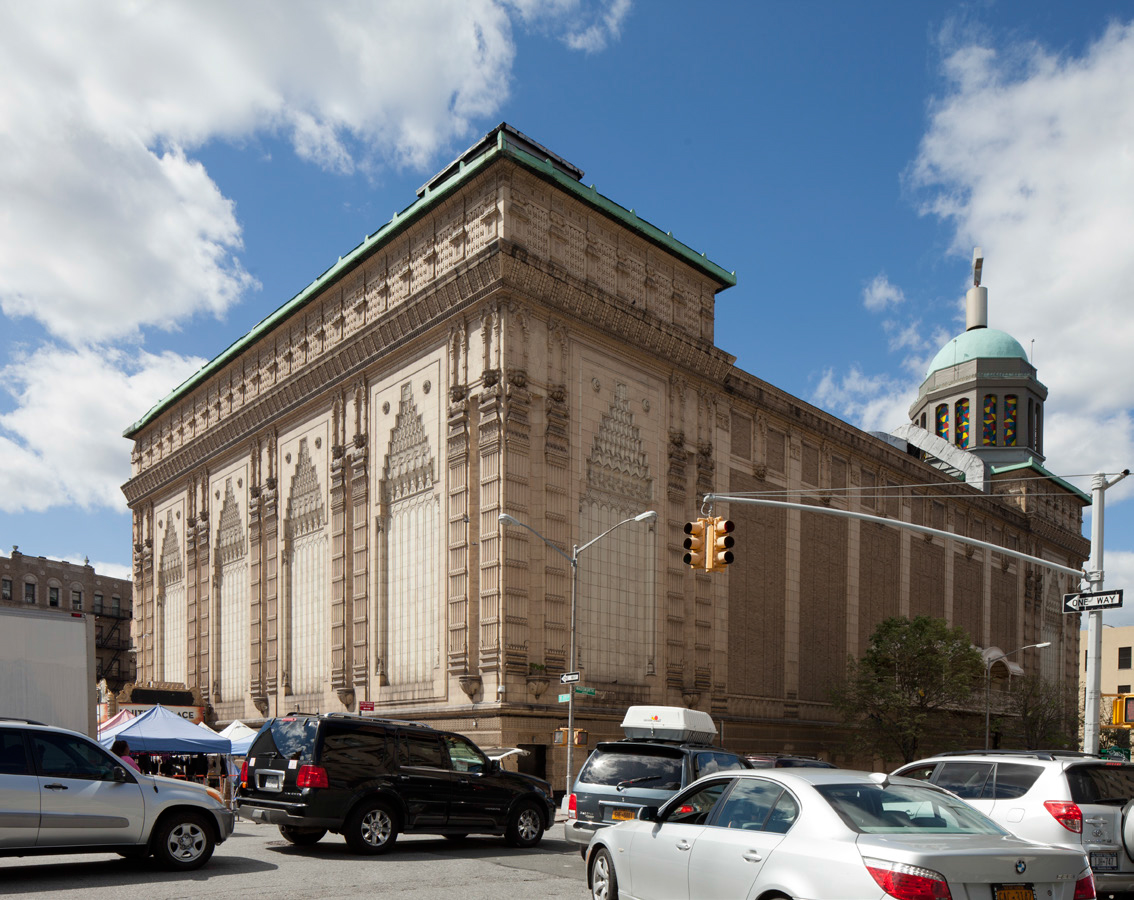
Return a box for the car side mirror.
[112,765,128,783]
[638,806,660,822]
[487,759,501,774]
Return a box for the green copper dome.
[925,327,1029,378]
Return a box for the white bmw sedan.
[585,768,1096,900]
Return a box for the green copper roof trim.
[125,130,735,438]
[991,458,1091,504]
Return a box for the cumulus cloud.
[0,0,526,343]
[814,367,915,435]
[911,22,1134,428]
[0,0,629,518]
[822,21,1134,525]
[0,346,206,513]
[863,273,906,311]
[507,0,631,53]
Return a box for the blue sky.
[3,0,1134,621]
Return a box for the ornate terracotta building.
[122,124,1088,780]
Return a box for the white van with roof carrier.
[564,706,749,853]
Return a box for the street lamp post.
[984,641,1051,750]
[499,509,657,798]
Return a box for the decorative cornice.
[123,251,503,504]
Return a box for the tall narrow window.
[48,586,60,607]
[1,577,10,601]
[982,395,997,445]
[24,582,36,603]
[954,398,970,448]
[71,589,82,610]
[1004,396,1018,446]
[935,404,949,439]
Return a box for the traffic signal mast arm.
[700,494,1083,579]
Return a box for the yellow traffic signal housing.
[1113,696,1134,726]
[683,518,709,569]
[712,517,735,568]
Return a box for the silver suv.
[894,749,1134,895]
[0,718,235,869]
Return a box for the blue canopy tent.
[98,705,232,754]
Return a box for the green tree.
[1003,674,1077,750]
[830,615,984,764]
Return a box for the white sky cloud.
[0,0,627,517]
[0,346,205,513]
[822,22,1134,517]
[863,273,906,311]
[0,0,526,344]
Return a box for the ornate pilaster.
[447,388,473,676]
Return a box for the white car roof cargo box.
[620,706,717,744]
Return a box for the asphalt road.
[0,818,590,899]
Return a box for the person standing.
[110,739,141,772]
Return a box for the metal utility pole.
[1083,469,1130,755]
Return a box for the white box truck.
[0,606,97,736]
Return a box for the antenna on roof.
[972,247,984,287]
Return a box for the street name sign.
[574,686,596,696]
[560,671,580,684]
[558,693,571,703]
[1063,589,1124,613]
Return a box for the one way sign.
[1063,589,1124,613]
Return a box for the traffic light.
[683,518,709,569]
[1112,696,1134,726]
[711,517,735,569]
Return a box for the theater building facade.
[122,124,1088,779]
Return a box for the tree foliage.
[830,615,984,764]
[1004,674,1077,750]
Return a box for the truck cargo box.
[620,706,717,744]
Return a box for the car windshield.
[816,782,1008,835]
[578,747,683,790]
[250,717,319,761]
[1066,763,1134,804]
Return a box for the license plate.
[261,774,281,790]
[994,885,1034,900]
[611,808,635,821]
[1091,851,1118,871]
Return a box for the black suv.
[235,713,555,854]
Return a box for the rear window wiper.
[616,775,663,790]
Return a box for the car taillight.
[1074,867,1096,900]
[240,760,248,787]
[568,793,577,820]
[865,859,952,900]
[1043,800,1084,833]
[296,765,328,789]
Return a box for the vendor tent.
[98,705,232,754]
[97,708,134,740]
[219,720,258,755]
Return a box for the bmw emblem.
[1015,860,1027,875]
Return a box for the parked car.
[892,749,1134,896]
[235,712,555,854]
[0,717,234,870]
[585,768,1097,900]
[565,706,749,853]
[745,754,837,768]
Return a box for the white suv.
[894,750,1134,896]
[0,718,235,869]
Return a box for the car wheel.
[151,811,215,870]
[345,799,399,854]
[590,847,618,900]
[504,801,545,848]
[279,824,327,845]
